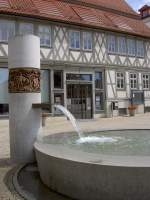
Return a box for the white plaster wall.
[117,91,127,99]
[94,32,106,64]
[53,26,68,61]
[144,91,150,107]
[144,91,150,98]
[118,100,128,108]
[83,52,94,63]
[106,70,116,99]
[126,71,130,98]
[145,100,150,107]
[138,72,142,90]
[40,48,53,60]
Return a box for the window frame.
[38,25,52,48]
[41,69,50,103]
[127,38,136,57]
[142,10,149,18]
[0,20,15,43]
[129,73,138,90]
[94,71,105,112]
[116,71,125,90]
[69,30,80,50]
[107,33,145,58]
[107,34,117,54]
[136,40,145,58]
[83,31,93,51]
[19,22,33,35]
[142,74,150,90]
[117,36,127,55]
[0,67,9,105]
[54,70,64,89]
[95,71,104,90]
[95,91,105,111]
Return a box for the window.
[0,20,15,42]
[95,92,104,111]
[41,70,50,103]
[54,71,63,89]
[0,68,9,114]
[107,35,116,53]
[95,72,103,89]
[38,25,51,47]
[66,74,92,81]
[136,40,144,57]
[130,73,138,90]
[127,39,136,56]
[142,74,149,90]
[142,10,149,18]
[83,32,92,50]
[54,93,64,114]
[107,34,145,58]
[0,68,8,103]
[69,30,80,49]
[19,23,33,35]
[95,72,104,111]
[116,72,125,90]
[118,37,126,54]
[54,93,64,105]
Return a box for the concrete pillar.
[8,35,41,163]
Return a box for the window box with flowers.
[128,105,137,117]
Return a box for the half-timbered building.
[0,0,150,119]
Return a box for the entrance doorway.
[67,83,93,119]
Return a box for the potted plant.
[128,104,137,117]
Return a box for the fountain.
[54,104,119,145]
[54,104,83,138]
[35,106,150,200]
[8,35,150,200]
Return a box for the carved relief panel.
[9,68,41,93]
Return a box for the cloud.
[138,0,150,10]
[126,0,150,11]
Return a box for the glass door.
[67,83,93,119]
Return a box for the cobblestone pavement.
[0,113,150,199]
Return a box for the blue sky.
[126,0,150,11]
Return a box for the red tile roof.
[67,0,137,16]
[0,0,150,38]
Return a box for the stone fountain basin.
[34,131,150,200]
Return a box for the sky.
[126,0,150,11]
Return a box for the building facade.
[1,0,150,119]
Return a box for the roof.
[138,3,150,12]
[68,0,137,16]
[139,4,150,12]
[0,0,150,38]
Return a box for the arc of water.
[54,105,83,138]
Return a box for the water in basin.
[40,105,150,157]
[43,130,150,156]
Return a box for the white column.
[8,35,41,163]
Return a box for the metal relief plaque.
[9,68,41,93]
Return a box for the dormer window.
[139,5,150,19]
[142,10,149,18]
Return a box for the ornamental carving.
[9,68,41,93]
